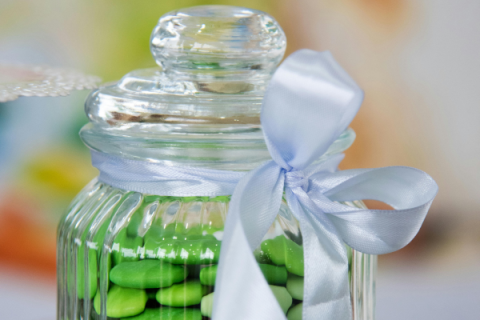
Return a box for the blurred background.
[0,0,479,319]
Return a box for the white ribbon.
[91,49,438,320]
[92,151,244,197]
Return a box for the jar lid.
[85,5,286,131]
[81,5,355,170]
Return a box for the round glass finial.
[150,5,286,72]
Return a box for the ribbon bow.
[212,50,438,320]
[91,49,438,320]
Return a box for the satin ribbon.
[213,50,437,320]
[91,151,245,197]
[91,49,438,320]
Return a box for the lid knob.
[150,5,286,73]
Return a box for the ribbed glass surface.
[57,181,375,320]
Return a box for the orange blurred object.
[0,193,56,280]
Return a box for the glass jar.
[57,5,376,320]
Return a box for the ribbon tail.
[311,166,438,254]
[213,161,286,320]
[286,189,352,320]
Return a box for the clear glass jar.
[57,5,376,320]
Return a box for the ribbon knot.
[285,169,308,190]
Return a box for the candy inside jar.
[57,5,374,320]
[62,192,357,319]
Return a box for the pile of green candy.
[73,196,328,320]
[89,234,305,320]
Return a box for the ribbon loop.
[262,50,364,171]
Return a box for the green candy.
[110,260,187,289]
[269,285,293,314]
[173,234,217,241]
[121,307,202,320]
[199,265,217,286]
[261,236,304,276]
[145,237,221,265]
[144,221,217,240]
[287,303,303,320]
[180,196,201,202]
[260,264,288,285]
[201,292,214,318]
[254,248,273,264]
[211,195,230,202]
[126,196,164,237]
[75,245,97,299]
[144,224,185,243]
[126,209,144,238]
[286,274,304,300]
[145,225,216,247]
[94,285,147,318]
[112,229,144,266]
[71,214,112,299]
[199,264,287,286]
[156,280,208,307]
[92,219,110,258]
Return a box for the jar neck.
[80,123,356,171]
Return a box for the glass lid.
[81,5,355,170]
[86,5,286,131]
